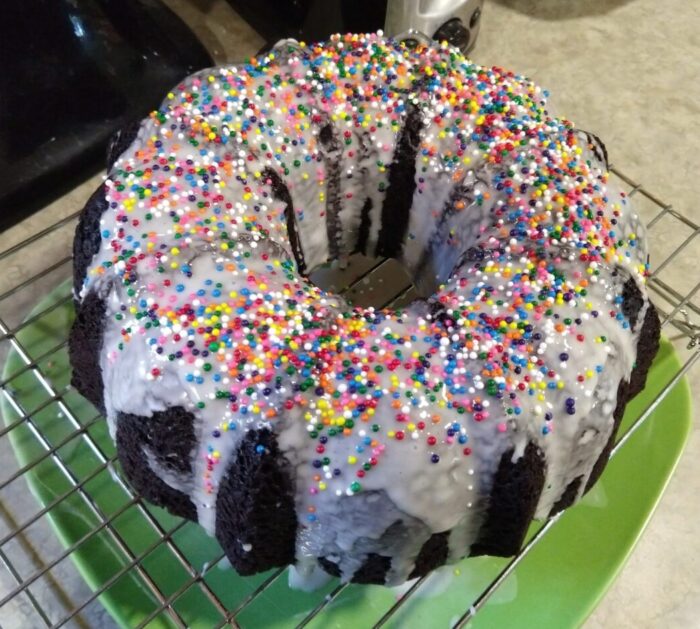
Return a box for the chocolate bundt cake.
[69,32,660,587]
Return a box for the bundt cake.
[69,32,660,587]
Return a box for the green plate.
[1,281,692,628]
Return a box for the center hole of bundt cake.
[309,254,417,310]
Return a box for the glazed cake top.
[82,32,649,579]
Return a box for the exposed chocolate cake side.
[116,409,198,521]
[68,290,107,414]
[214,428,297,575]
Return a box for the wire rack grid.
[0,165,698,629]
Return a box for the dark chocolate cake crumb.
[215,428,297,575]
[317,121,343,259]
[376,103,423,258]
[119,407,196,475]
[471,441,546,557]
[351,553,391,584]
[318,556,342,578]
[627,300,661,397]
[409,531,450,579]
[548,475,583,517]
[621,277,645,330]
[68,290,107,413]
[354,197,373,256]
[116,411,197,521]
[263,167,306,274]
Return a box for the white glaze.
[77,34,652,587]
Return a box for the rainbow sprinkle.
[91,33,647,512]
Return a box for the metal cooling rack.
[0,166,698,628]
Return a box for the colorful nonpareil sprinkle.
[90,32,647,515]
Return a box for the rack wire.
[0,165,697,628]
